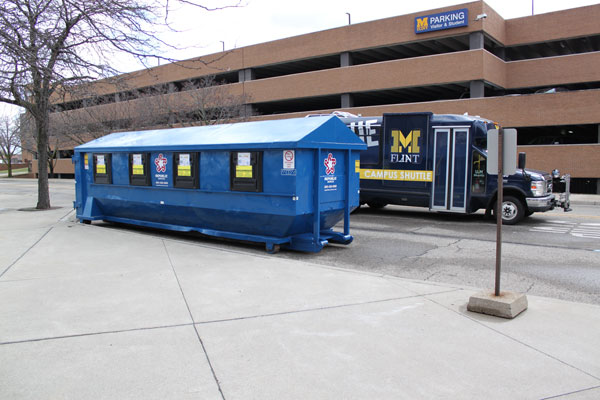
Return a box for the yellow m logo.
[416,17,428,31]
[473,153,484,169]
[391,130,421,153]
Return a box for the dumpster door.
[230,151,263,192]
[431,127,469,212]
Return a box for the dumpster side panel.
[200,151,230,192]
[294,150,315,215]
[92,189,301,237]
[317,149,361,230]
[149,152,173,188]
[73,152,85,215]
[79,149,306,237]
[112,153,130,185]
[319,149,347,211]
[352,151,361,207]
[76,147,356,239]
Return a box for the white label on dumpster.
[238,152,251,166]
[97,155,105,165]
[132,154,145,175]
[179,154,190,167]
[324,176,338,192]
[283,150,295,169]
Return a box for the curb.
[571,201,600,206]
[569,196,600,207]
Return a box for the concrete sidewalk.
[569,194,600,206]
[1,180,599,399]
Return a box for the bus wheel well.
[485,190,528,219]
[485,189,529,225]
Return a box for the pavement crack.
[526,282,535,293]
[162,240,195,324]
[162,240,226,400]
[424,271,439,281]
[540,385,600,400]
[412,238,462,261]
[59,208,75,221]
[426,294,600,383]
[447,238,462,247]
[195,289,462,326]
[1,207,76,280]
[0,227,53,279]
[0,322,195,346]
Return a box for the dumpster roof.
[75,116,367,152]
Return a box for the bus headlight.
[530,180,546,196]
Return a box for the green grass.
[0,167,29,176]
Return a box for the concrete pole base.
[467,291,528,319]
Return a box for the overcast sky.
[1,0,598,118]
[156,0,599,65]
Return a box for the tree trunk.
[35,113,51,209]
[48,158,55,179]
[7,159,12,178]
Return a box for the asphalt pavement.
[1,179,599,399]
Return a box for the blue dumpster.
[73,116,366,252]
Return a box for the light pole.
[345,12,351,25]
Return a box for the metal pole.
[344,150,351,235]
[495,128,503,296]
[346,12,351,25]
[313,148,321,245]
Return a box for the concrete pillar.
[243,104,256,118]
[470,80,485,99]
[340,52,353,67]
[341,93,354,108]
[469,32,484,50]
[238,68,255,82]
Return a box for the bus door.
[431,127,470,212]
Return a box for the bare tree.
[0,0,240,209]
[176,76,250,126]
[0,116,21,177]
[46,135,62,178]
[50,75,250,146]
[16,112,73,178]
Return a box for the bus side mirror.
[518,152,526,170]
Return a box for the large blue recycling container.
[73,116,366,252]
